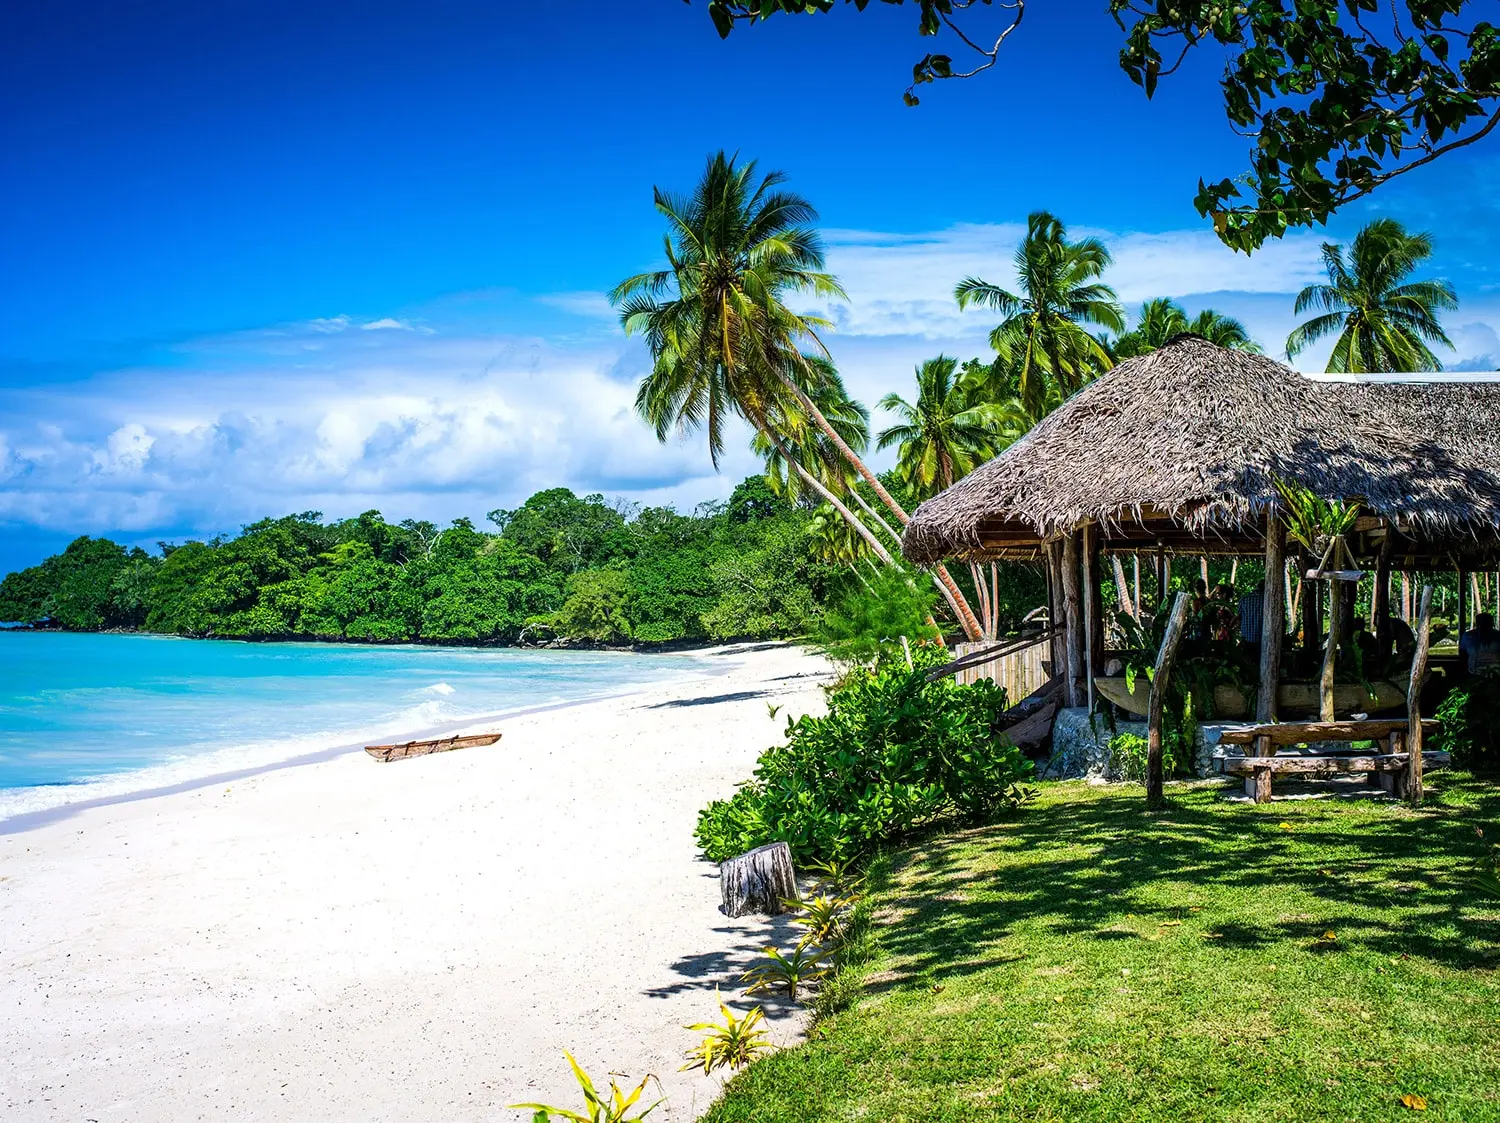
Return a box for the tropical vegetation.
[0,480,841,646]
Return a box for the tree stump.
[719,841,797,918]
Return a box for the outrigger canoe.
[364,732,501,763]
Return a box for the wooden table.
[1213,719,1447,803]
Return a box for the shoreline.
[0,638,754,831]
[0,642,835,1122]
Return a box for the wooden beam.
[1258,508,1286,724]
[1320,573,1341,722]
[1407,585,1434,807]
[1147,592,1191,808]
[1218,718,1440,747]
[1062,532,1085,709]
[1247,733,1273,802]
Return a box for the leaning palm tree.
[877,355,1001,496]
[954,211,1125,416]
[1286,218,1457,372]
[614,152,982,637]
[1112,299,1262,358]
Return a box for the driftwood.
[720,841,797,918]
[364,732,501,763]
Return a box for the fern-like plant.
[1272,476,1361,561]
[740,944,831,1000]
[681,994,772,1074]
[510,1050,660,1122]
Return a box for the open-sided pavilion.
[901,335,1500,730]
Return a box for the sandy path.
[0,643,832,1122]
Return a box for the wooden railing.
[929,627,1059,703]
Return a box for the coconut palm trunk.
[779,369,985,640]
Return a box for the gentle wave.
[0,633,713,822]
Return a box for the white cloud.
[361,317,419,331]
[537,292,617,320]
[814,222,1329,340]
[0,329,760,537]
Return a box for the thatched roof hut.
[901,335,1500,567]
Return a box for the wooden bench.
[1212,719,1447,803]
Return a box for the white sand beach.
[0,643,833,1122]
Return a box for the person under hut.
[1460,612,1500,676]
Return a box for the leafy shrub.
[694,648,1032,864]
[1107,732,1178,784]
[1435,673,1500,767]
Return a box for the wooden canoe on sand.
[364,732,501,763]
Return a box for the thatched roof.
[901,335,1500,565]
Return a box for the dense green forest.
[0,478,1044,647]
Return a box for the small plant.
[1108,732,1176,785]
[785,892,856,948]
[510,1051,661,1122]
[806,855,866,897]
[741,944,831,1000]
[681,994,772,1074]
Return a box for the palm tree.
[615,152,983,638]
[954,211,1125,416]
[1113,298,1261,358]
[876,355,1001,496]
[1286,218,1457,372]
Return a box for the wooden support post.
[1320,576,1342,722]
[1200,555,1210,590]
[1156,547,1167,603]
[1458,565,1470,644]
[1380,730,1406,796]
[1083,525,1096,714]
[1112,554,1134,619]
[1302,549,1322,675]
[1258,508,1286,724]
[1407,585,1434,807]
[1088,532,1106,675]
[1062,531,1085,709]
[1133,553,1142,619]
[1046,540,1067,686]
[1246,733,1274,803]
[1372,530,1393,642]
[1146,592,1191,809]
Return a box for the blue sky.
[4,0,1499,574]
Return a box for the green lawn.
[704,776,1500,1122]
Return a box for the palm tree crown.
[612,151,845,466]
[876,355,1001,498]
[1285,218,1457,372]
[954,211,1124,415]
[1112,298,1262,359]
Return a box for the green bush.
[1435,673,1500,767]
[814,565,939,664]
[694,648,1033,863]
[1107,731,1178,784]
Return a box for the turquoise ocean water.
[0,632,709,821]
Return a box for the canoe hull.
[364,732,502,763]
[1092,677,1407,720]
